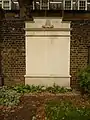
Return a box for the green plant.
[78,66,90,93]
[13,84,72,94]
[13,84,44,93]
[46,84,71,93]
[0,86,21,106]
[45,100,90,120]
[13,84,31,93]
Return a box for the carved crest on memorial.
[42,19,54,28]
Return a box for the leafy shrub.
[13,84,72,94]
[45,84,71,93]
[13,84,44,93]
[0,86,21,106]
[45,100,90,120]
[78,66,90,93]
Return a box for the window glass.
[65,0,72,10]
[49,0,62,10]
[79,0,86,10]
[3,1,10,10]
[41,0,48,10]
[33,0,40,10]
[0,0,2,8]
[33,0,63,10]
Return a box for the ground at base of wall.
[0,93,90,120]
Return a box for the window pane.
[33,0,63,10]
[0,0,2,7]
[79,1,86,10]
[14,2,19,10]
[3,1,9,6]
[33,0,40,10]
[3,1,10,10]
[49,0,62,10]
[41,0,48,10]
[65,1,71,10]
[3,7,9,10]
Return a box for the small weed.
[45,100,90,120]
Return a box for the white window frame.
[2,0,11,10]
[64,0,73,10]
[33,1,35,10]
[78,0,87,10]
[47,0,49,10]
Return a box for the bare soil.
[0,93,90,120]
